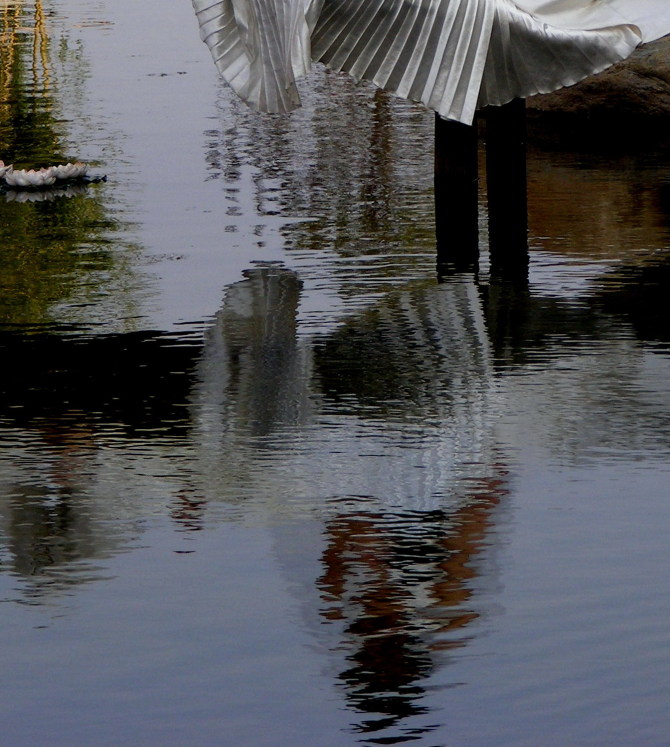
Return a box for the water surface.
[1,2,670,745]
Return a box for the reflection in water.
[313,276,491,422]
[526,139,670,261]
[1,246,670,739]
[0,0,54,163]
[0,1,125,592]
[0,329,200,434]
[195,264,312,440]
[2,182,90,202]
[205,71,670,336]
[205,77,440,329]
[594,253,670,345]
[0,328,201,592]
[1,256,669,553]
[3,420,101,596]
[192,265,508,742]
[190,266,497,513]
[0,0,144,331]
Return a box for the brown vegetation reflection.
[526,143,670,259]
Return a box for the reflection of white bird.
[190,267,496,511]
[192,0,670,124]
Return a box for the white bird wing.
[515,0,670,42]
[311,0,495,126]
[192,0,323,112]
[192,0,669,123]
[477,0,642,109]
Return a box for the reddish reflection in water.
[170,489,206,532]
[318,469,508,742]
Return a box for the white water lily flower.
[52,161,88,180]
[52,163,75,180]
[36,168,57,186]
[29,168,56,187]
[4,167,57,188]
[3,169,29,188]
[71,161,88,178]
[3,160,88,188]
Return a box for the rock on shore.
[527,36,670,119]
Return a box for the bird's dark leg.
[434,113,480,274]
[485,98,528,279]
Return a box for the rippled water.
[1,2,670,745]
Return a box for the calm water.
[1,2,670,745]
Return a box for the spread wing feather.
[191,0,666,123]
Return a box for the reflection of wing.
[190,0,667,123]
[191,270,498,511]
[192,265,312,445]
